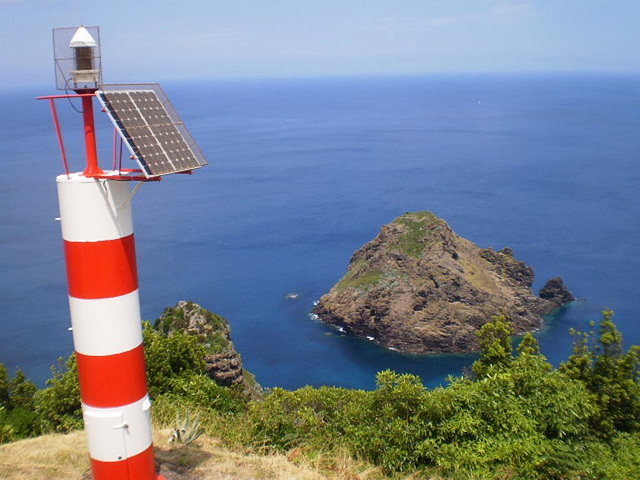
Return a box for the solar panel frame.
[96,84,207,177]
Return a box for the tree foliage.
[246,312,638,479]
[0,318,247,443]
[2,309,640,480]
[143,322,247,412]
[34,355,82,433]
[561,309,640,435]
[472,314,514,379]
[0,366,40,441]
[143,321,207,398]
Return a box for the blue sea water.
[1,74,639,390]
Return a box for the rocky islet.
[313,211,573,354]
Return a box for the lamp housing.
[53,26,102,92]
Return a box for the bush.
[161,373,247,413]
[561,310,640,435]
[34,355,82,433]
[244,313,638,479]
[4,309,640,479]
[0,364,9,408]
[472,314,514,379]
[143,321,207,399]
[0,365,40,442]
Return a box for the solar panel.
[96,84,207,177]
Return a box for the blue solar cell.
[97,85,207,177]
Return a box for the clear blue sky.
[1,0,639,88]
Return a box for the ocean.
[1,74,639,390]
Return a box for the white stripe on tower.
[57,172,158,480]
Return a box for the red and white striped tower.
[44,26,166,480]
[57,174,159,479]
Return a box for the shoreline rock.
[539,276,574,307]
[155,301,262,399]
[312,212,574,354]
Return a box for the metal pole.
[81,94,103,177]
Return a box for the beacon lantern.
[38,25,207,480]
[53,26,102,92]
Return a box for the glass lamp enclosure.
[53,26,102,91]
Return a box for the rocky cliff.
[313,212,573,354]
[155,301,262,399]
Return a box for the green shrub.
[4,407,40,439]
[3,308,640,479]
[162,373,247,413]
[0,364,10,408]
[34,355,82,433]
[0,365,41,442]
[472,314,514,379]
[561,310,640,435]
[242,313,638,478]
[143,321,207,398]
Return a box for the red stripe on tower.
[63,234,138,299]
[76,346,148,408]
[57,173,160,480]
[90,445,157,480]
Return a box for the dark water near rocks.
[1,74,639,390]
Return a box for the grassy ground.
[0,431,88,479]
[0,430,398,480]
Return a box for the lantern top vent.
[53,25,102,92]
[69,26,97,48]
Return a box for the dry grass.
[156,433,330,480]
[0,430,396,480]
[0,430,89,479]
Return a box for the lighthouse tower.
[40,26,207,480]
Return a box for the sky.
[0,0,639,88]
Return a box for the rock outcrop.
[312,212,573,354]
[539,276,574,306]
[155,301,262,399]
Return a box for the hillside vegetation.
[1,307,639,479]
